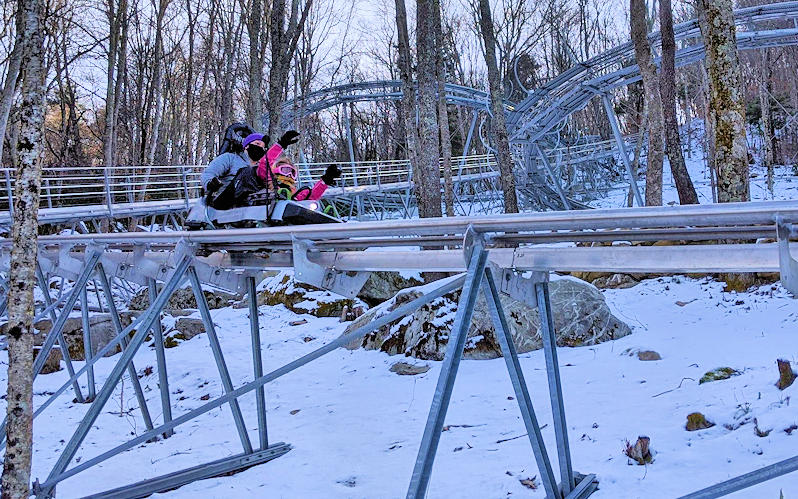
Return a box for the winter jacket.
[201,152,249,190]
[256,144,329,201]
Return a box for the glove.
[207,176,223,193]
[277,130,300,148]
[321,164,342,186]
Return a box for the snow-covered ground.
[592,135,798,209]
[12,274,797,498]
[6,137,798,497]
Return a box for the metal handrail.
[0,155,496,213]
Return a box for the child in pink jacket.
[256,130,341,201]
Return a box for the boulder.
[249,271,365,318]
[163,317,206,348]
[358,272,424,306]
[129,286,237,311]
[32,312,137,361]
[343,275,631,360]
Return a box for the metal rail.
[1,200,796,498]
[9,200,794,248]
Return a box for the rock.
[721,273,757,292]
[343,275,631,360]
[699,367,741,384]
[637,350,662,361]
[163,318,206,348]
[129,286,237,311]
[32,312,136,361]
[592,274,639,289]
[358,272,424,306]
[776,359,796,390]
[686,412,714,431]
[253,271,365,318]
[624,436,653,465]
[389,362,430,375]
[34,346,62,374]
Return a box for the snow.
[592,126,798,208]
[7,273,797,497]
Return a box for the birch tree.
[1,0,45,495]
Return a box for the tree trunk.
[246,0,264,126]
[0,7,23,164]
[433,0,454,216]
[630,0,663,206]
[1,0,45,496]
[628,111,649,207]
[103,0,122,168]
[268,0,313,139]
[758,49,774,192]
[394,0,420,190]
[184,0,195,164]
[697,0,749,203]
[415,0,443,218]
[659,0,698,204]
[477,0,518,213]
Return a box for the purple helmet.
[242,133,265,149]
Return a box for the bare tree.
[394,0,420,183]
[102,0,128,169]
[244,0,269,126]
[629,0,663,206]
[0,6,23,163]
[697,0,749,202]
[660,0,698,204]
[758,49,774,191]
[476,0,518,213]
[1,0,45,495]
[267,0,312,138]
[433,0,454,216]
[416,0,443,218]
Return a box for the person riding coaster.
[187,127,343,229]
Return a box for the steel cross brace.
[407,230,597,499]
[37,271,467,495]
[37,255,194,498]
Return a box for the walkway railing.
[0,154,497,217]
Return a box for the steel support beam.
[247,275,269,450]
[83,444,292,499]
[79,286,97,400]
[482,267,559,498]
[38,274,468,490]
[36,263,84,403]
[534,144,571,210]
[148,277,173,437]
[39,256,192,498]
[407,243,489,498]
[187,266,254,454]
[678,454,798,499]
[95,264,155,431]
[601,94,643,207]
[536,280,575,494]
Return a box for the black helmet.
[219,122,256,155]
